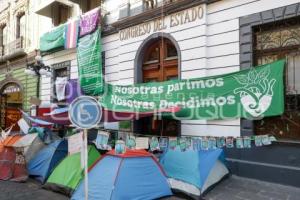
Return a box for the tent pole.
[84,129,88,200]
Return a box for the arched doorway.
[142,38,179,82]
[0,83,23,131]
[135,35,181,136]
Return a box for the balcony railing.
[143,0,180,10]
[4,37,24,56]
[119,0,182,19]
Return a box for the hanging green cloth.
[100,60,285,120]
[77,29,103,95]
[40,24,65,52]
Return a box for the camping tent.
[44,145,100,196]
[28,127,60,144]
[0,135,28,182]
[0,135,23,152]
[71,149,172,200]
[12,133,45,163]
[27,140,68,183]
[0,124,15,142]
[160,148,229,199]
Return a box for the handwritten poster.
[135,137,149,149]
[68,132,83,155]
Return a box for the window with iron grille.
[253,17,300,140]
[51,61,71,105]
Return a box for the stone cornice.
[0,10,9,26]
[13,0,28,16]
[114,0,205,29]
[102,0,219,36]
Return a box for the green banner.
[100,60,285,120]
[40,24,65,52]
[77,29,103,95]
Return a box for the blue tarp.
[43,107,68,116]
[72,155,172,200]
[27,140,68,183]
[21,110,54,125]
[160,148,224,189]
[28,127,57,144]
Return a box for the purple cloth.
[80,8,100,37]
[65,79,83,104]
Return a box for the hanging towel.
[65,19,79,49]
[79,8,100,37]
[55,77,68,101]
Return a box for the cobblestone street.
[1,175,299,200]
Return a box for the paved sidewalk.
[0,179,67,200]
[203,175,300,200]
[0,175,299,200]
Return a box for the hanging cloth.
[79,8,100,37]
[40,24,65,52]
[55,77,68,101]
[65,79,83,104]
[64,19,79,49]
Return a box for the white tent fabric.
[201,160,229,193]
[168,160,229,197]
[13,134,46,163]
[168,178,201,196]
[160,148,229,199]
[0,124,14,142]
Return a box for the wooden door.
[1,84,23,132]
[138,38,180,136]
[0,94,6,129]
[5,108,21,132]
[142,39,178,82]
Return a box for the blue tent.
[72,149,172,200]
[27,140,68,183]
[160,148,229,198]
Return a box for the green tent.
[44,145,100,196]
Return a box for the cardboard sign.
[68,132,83,155]
[17,118,30,134]
[135,137,149,149]
[94,131,111,150]
[29,97,41,106]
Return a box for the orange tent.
[0,135,27,182]
[0,135,22,152]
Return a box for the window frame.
[253,18,300,140]
[16,12,25,39]
[51,61,71,105]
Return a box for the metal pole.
[84,129,88,200]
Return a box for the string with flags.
[90,129,277,152]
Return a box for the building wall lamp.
[25,55,52,77]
